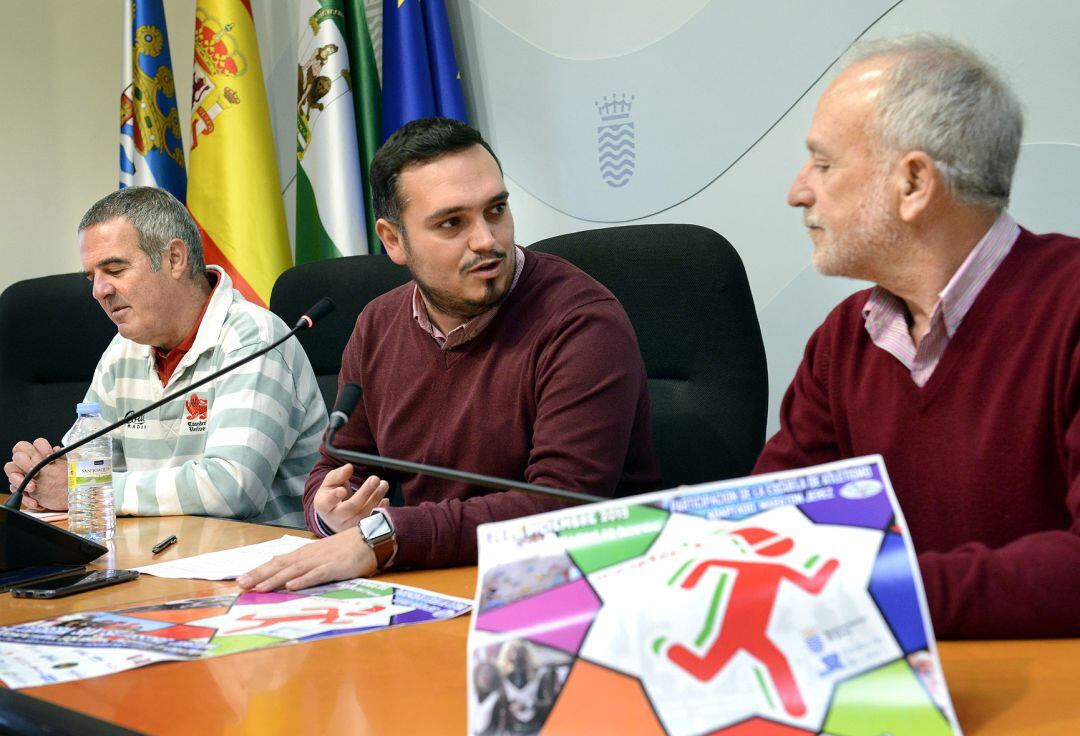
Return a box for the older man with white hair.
[755,35,1080,638]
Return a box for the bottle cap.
[76,402,102,415]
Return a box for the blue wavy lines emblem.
[596,94,635,188]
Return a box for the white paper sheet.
[22,509,68,522]
[134,534,314,580]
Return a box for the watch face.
[359,513,392,541]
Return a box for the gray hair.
[842,34,1023,211]
[78,186,206,277]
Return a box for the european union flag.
[380,0,469,141]
[120,0,186,201]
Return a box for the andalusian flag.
[295,0,377,261]
[344,0,382,252]
[187,0,290,306]
[120,0,186,200]
[381,0,468,140]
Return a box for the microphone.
[295,297,334,330]
[1,299,335,570]
[322,382,606,505]
[327,383,361,439]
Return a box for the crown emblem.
[595,94,634,122]
[190,10,247,149]
[194,12,247,78]
[595,92,636,189]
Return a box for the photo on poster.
[478,551,582,612]
[470,638,574,736]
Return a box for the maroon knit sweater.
[755,229,1080,639]
[305,250,661,567]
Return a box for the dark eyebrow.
[424,191,510,225]
[84,256,131,278]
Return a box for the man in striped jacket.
[5,187,327,528]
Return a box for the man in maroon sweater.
[240,118,660,592]
[755,35,1080,638]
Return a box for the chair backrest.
[269,256,411,410]
[0,274,118,452]
[531,224,768,487]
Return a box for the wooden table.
[1,515,1077,734]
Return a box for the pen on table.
[152,535,178,555]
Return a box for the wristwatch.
[358,511,396,570]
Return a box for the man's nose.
[788,163,814,208]
[92,275,114,302]
[468,219,497,252]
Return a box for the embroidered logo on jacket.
[185,393,208,432]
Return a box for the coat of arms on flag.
[191,9,248,149]
[120,0,186,200]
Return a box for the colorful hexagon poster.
[469,455,959,735]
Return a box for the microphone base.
[0,505,108,571]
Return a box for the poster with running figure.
[0,579,471,689]
[468,455,960,735]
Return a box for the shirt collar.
[863,211,1019,337]
[151,269,220,384]
[934,211,1019,337]
[412,245,526,350]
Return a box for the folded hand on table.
[237,527,379,592]
[5,438,67,511]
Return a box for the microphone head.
[333,383,363,419]
[296,298,335,330]
[328,383,363,436]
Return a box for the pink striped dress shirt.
[862,212,1021,386]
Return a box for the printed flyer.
[469,455,960,735]
[0,579,471,689]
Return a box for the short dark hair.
[78,186,206,278]
[370,117,502,225]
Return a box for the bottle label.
[68,459,113,489]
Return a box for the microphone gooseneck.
[4,299,335,512]
[322,382,606,505]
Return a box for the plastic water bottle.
[62,402,115,542]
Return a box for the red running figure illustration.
[228,604,385,633]
[666,527,839,717]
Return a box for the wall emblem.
[595,93,635,188]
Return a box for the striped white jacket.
[85,267,327,528]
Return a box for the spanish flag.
[187,0,290,307]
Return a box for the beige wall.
[5,1,1079,434]
[0,0,195,293]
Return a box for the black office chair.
[0,274,118,454]
[531,224,768,487]
[269,256,411,410]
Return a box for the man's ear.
[165,238,189,279]
[375,219,407,265]
[897,150,940,223]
